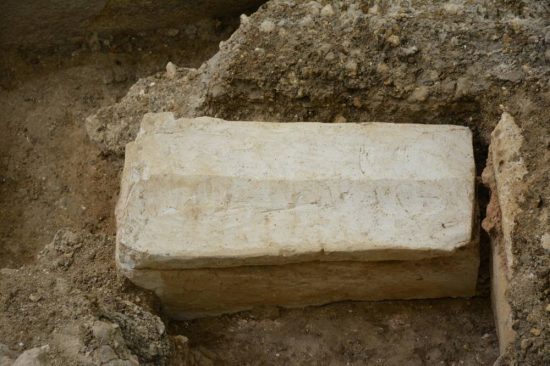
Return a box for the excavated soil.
[0,45,499,364]
[1,0,549,365]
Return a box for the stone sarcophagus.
[116,113,478,319]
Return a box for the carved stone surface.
[117,113,478,318]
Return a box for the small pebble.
[166,62,177,79]
[299,15,314,27]
[368,5,380,15]
[376,63,389,73]
[530,328,541,336]
[401,46,419,56]
[321,4,335,17]
[541,233,550,250]
[408,86,429,102]
[443,3,463,15]
[259,20,276,33]
[306,1,322,17]
[345,60,358,75]
[387,35,401,47]
[240,14,249,25]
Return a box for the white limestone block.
[116,113,478,318]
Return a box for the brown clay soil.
[1,0,549,365]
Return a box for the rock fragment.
[482,112,527,353]
[13,345,49,366]
[386,35,400,47]
[442,3,463,15]
[320,4,335,17]
[305,1,322,17]
[344,60,358,76]
[259,20,276,33]
[541,233,550,251]
[0,344,18,366]
[408,86,429,102]
[368,4,380,15]
[165,62,177,79]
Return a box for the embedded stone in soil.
[117,113,479,318]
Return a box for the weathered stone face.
[116,113,479,318]
[482,112,527,353]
